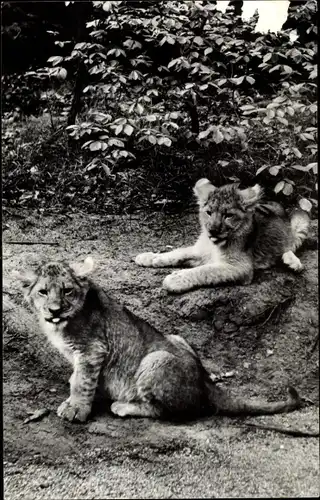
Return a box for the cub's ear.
[12,269,38,288]
[193,178,216,203]
[70,256,95,278]
[238,184,262,207]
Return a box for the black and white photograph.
[2,0,319,498]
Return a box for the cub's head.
[15,256,94,324]
[194,178,262,244]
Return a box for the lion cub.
[135,179,310,293]
[17,257,300,422]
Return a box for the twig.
[4,241,60,246]
[309,332,319,355]
[23,408,50,424]
[301,396,316,406]
[259,296,292,327]
[260,304,278,326]
[236,422,319,438]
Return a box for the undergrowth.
[2,106,317,216]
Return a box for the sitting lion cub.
[18,256,300,423]
[135,179,310,293]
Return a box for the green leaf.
[308,162,317,174]
[263,53,272,63]
[166,35,175,45]
[267,109,275,119]
[123,124,134,136]
[240,104,255,111]
[148,135,157,145]
[102,164,111,176]
[198,129,211,139]
[277,116,289,126]
[289,164,310,172]
[128,70,139,80]
[309,104,317,113]
[204,47,213,56]
[115,125,123,135]
[256,165,269,176]
[299,198,312,212]
[213,129,224,144]
[108,138,125,147]
[301,132,314,141]
[246,76,255,85]
[57,68,67,80]
[102,2,113,12]
[146,115,157,122]
[286,106,295,117]
[74,42,87,50]
[274,96,287,104]
[274,181,285,193]
[292,147,302,158]
[230,76,244,85]
[158,137,172,147]
[269,165,281,176]
[168,59,177,69]
[282,183,293,196]
[310,68,317,79]
[89,141,103,151]
[194,36,204,46]
[48,56,63,66]
[269,64,280,73]
[136,103,144,115]
[282,65,293,74]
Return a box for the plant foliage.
[2,0,317,212]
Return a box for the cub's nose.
[209,227,221,238]
[48,306,62,316]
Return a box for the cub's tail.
[290,210,310,252]
[207,383,301,417]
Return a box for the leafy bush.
[3,0,318,213]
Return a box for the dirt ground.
[3,209,319,499]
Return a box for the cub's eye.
[38,289,47,296]
[64,288,74,296]
[205,209,212,216]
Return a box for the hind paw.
[111,402,132,417]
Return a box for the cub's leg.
[135,246,199,268]
[57,353,105,422]
[110,350,202,419]
[163,261,253,293]
[281,210,310,272]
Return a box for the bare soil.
[3,209,319,499]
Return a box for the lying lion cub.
[17,257,300,422]
[135,179,309,293]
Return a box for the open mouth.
[45,317,64,324]
[210,236,226,244]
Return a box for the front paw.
[135,252,158,267]
[163,271,193,293]
[57,398,91,423]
